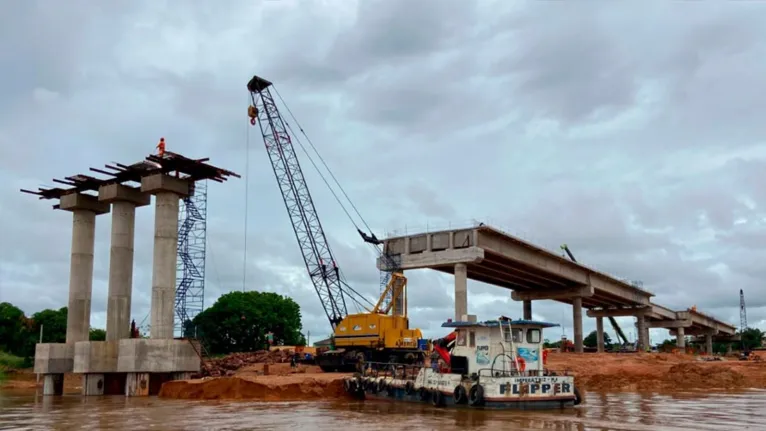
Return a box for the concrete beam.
[376,247,484,271]
[73,341,119,374]
[117,339,201,373]
[586,306,650,318]
[60,193,110,214]
[98,184,150,207]
[476,229,652,305]
[140,174,191,197]
[645,319,692,329]
[511,284,594,301]
[34,343,74,374]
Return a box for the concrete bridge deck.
[378,224,736,353]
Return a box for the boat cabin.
[442,317,559,377]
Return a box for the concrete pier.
[523,300,532,320]
[454,263,467,321]
[572,297,583,353]
[99,184,150,341]
[677,327,685,348]
[141,174,190,339]
[61,194,110,344]
[596,317,605,353]
[636,315,647,351]
[705,334,713,355]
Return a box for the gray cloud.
[2,0,766,345]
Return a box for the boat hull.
[362,386,575,410]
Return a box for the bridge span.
[378,224,735,353]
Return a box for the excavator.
[560,244,633,350]
[246,75,423,372]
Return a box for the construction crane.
[560,244,630,349]
[246,75,423,371]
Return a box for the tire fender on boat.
[419,387,430,401]
[468,384,485,407]
[404,381,415,395]
[453,385,468,404]
[573,387,583,406]
[377,379,387,394]
[385,383,396,397]
[343,379,352,393]
[432,390,445,407]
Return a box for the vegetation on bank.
[190,291,305,355]
[1,291,306,362]
[0,302,108,365]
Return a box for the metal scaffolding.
[175,180,208,337]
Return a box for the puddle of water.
[1,389,765,430]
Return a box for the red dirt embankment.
[159,373,349,401]
[547,352,766,392]
[158,351,766,401]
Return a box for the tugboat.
[342,316,582,409]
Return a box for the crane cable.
[272,87,379,243]
[249,89,375,313]
[243,94,252,292]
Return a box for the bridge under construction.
[378,224,737,353]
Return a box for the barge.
[342,316,582,409]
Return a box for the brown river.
[1,389,765,430]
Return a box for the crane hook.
[248,105,258,125]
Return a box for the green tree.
[0,303,28,355]
[89,328,106,341]
[583,330,612,348]
[30,307,68,344]
[193,291,303,355]
[741,327,764,351]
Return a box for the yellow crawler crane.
[247,74,425,372]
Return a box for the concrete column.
[107,202,136,340]
[572,297,583,353]
[705,334,713,355]
[454,263,467,321]
[82,374,105,396]
[523,300,532,320]
[43,374,64,396]
[636,315,647,351]
[676,327,685,349]
[66,210,97,344]
[152,192,180,339]
[99,184,150,341]
[59,194,109,345]
[596,316,605,353]
[141,174,190,340]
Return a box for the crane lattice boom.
[248,75,347,327]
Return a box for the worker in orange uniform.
[157,137,166,157]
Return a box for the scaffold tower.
[175,180,208,337]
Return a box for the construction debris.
[197,350,295,378]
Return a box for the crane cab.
[443,318,557,377]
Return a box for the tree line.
[1,291,306,362]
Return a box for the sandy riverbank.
[4,352,765,400]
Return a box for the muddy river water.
[1,389,765,430]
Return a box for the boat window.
[469,331,476,347]
[456,330,466,346]
[527,328,541,343]
[513,328,523,343]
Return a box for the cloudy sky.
[2,1,765,346]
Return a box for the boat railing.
[476,368,571,379]
[362,361,423,381]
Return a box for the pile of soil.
[201,350,295,378]
[547,352,765,392]
[159,373,349,401]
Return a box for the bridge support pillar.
[454,263,467,321]
[523,300,532,320]
[596,317,605,353]
[676,327,685,349]
[705,334,713,355]
[573,297,583,353]
[636,315,647,351]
